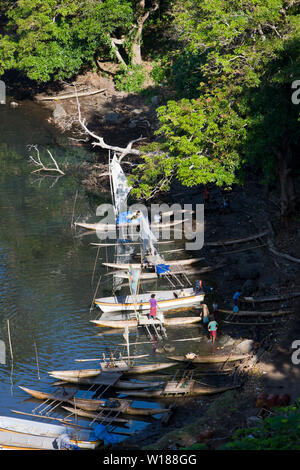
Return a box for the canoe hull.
[95,293,204,313]
[117,385,238,398]
[0,416,100,449]
[91,316,202,328]
[167,355,249,364]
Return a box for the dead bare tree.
[28,145,65,175]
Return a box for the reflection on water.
[0,99,215,443]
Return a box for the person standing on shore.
[233,291,241,307]
[208,316,218,344]
[202,304,210,325]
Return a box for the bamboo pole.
[34,342,40,380]
[7,319,13,362]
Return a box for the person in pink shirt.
[149,294,157,319]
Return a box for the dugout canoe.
[167,354,250,364]
[61,407,130,424]
[242,293,300,303]
[102,257,203,270]
[0,416,100,450]
[75,219,186,231]
[49,363,176,380]
[219,309,293,317]
[91,317,202,328]
[62,397,169,416]
[117,385,239,398]
[18,387,167,417]
[50,373,163,389]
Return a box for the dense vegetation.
[0,0,299,215]
[222,399,300,450]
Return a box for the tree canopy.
[0,0,299,214]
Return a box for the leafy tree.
[132,0,300,213]
[0,0,163,82]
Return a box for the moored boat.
[167,354,250,364]
[91,317,202,328]
[0,416,101,449]
[0,429,79,450]
[94,288,204,313]
[48,363,176,380]
[117,385,239,398]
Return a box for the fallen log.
[205,230,269,247]
[267,239,300,264]
[36,88,106,101]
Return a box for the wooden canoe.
[49,363,176,380]
[117,385,239,398]
[112,265,224,280]
[19,386,166,417]
[91,317,202,328]
[219,309,293,317]
[167,354,249,364]
[65,397,169,416]
[242,293,300,303]
[102,257,203,270]
[62,407,130,425]
[0,416,100,450]
[75,219,186,231]
[205,230,269,246]
[52,374,164,388]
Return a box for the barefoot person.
[202,303,210,325]
[149,294,157,319]
[208,316,218,344]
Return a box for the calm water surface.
[0,98,214,441]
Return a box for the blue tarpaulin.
[156,264,170,275]
[90,423,120,445]
[117,211,132,225]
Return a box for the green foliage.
[130,89,246,199]
[221,400,300,450]
[0,0,133,81]
[115,64,146,93]
[130,0,300,204]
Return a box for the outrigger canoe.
[94,288,204,313]
[102,257,203,270]
[91,317,202,328]
[117,385,239,398]
[75,219,186,232]
[0,416,101,449]
[49,363,176,378]
[19,387,168,417]
[51,372,163,389]
[167,355,250,364]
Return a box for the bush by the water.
[221,399,300,450]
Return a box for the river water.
[0,98,215,444]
